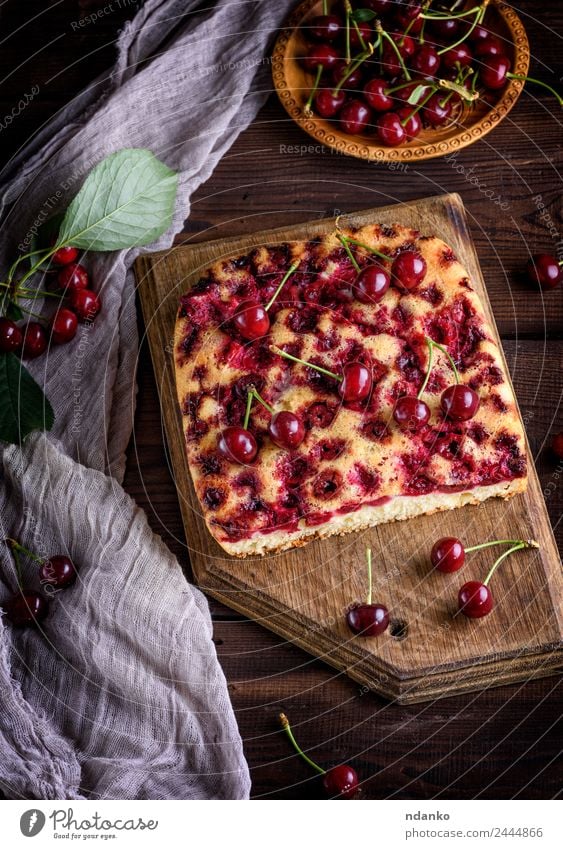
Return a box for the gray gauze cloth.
[0,0,294,799]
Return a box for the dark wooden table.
[1,0,561,799]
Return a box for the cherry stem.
[344,2,351,64]
[249,387,274,415]
[366,547,372,606]
[466,538,536,554]
[483,540,538,587]
[333,45,374,95]
[378,24,411,81]
[6,538,42,563]
[421,5,482,20]
[437,5,483,55]
[18,305,45,320]
[507,74,563,108]
[417,336,435,398]
[337,234,361,272]
[438,77,479,102]
[265,261,299,312]
[304,64,323,116]
[351,18,367,52]
[243,389,254,430]
[7,246,53,283]
[427,336,460,384]
[400,87,436,127]
[345,235,392,262]
[322,0,327,13]
[270,345,341,382]
[279,713,325,775]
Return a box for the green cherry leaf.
[5,302,23,321]
[0,353,54,445]
[56,148,178,252]
[351,9,377,22]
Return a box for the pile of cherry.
[1,538,78,627]
[300,0,561,145]
[0,246,101,358]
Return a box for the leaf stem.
[279,713,325,775]
[265,261,299,312]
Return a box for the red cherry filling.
[4,592,49,627]
[458,581,493,618]
[391,250,427,290]
[0,317,23,353]
[346,603,389,636]
[393,395,430,431]
[233,300,270,340]
[526,254,561,290]
[217,426,258,464]
[339,362,372,402]
[431,537,465,573]
[269,411,305,450]
[39,555,77,589]
[355,264,390,303]
[441,384,480,421]
[322,765,360,799]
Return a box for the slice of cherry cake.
[174,223,527,557]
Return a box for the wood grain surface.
[1,0,561,799]
[135,193,563,703]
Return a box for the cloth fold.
[0,0,294,799]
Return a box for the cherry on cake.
[174,223,527,557]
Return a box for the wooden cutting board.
[134,193,563,704]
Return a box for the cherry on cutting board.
[346,548,389,637]
[279,712,360,799]
[456,539,539,618]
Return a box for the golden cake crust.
[174,223,527,557]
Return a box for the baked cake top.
[174,223,526,549]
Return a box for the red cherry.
[364,0,391,12]
[395,3,422,26]
[22,322,48,359]
[332,61,363,90]
[391,250,427,290]
[309,14,342,42]
[268,411,305,450]
[380,45,402,78]
[394,34,415,59]
[303,44,339,72]
[3,592,49,627]
[469,24,492,44]
[314,88,346,118]
[552,432,563,460]
[474,36,504,58]
[52,246,79,266]
[431,537,465,573]
[396,106,421,141]
[376,112,406,146]
[69,288,101,322]
[339,362,372,402]
[0,317,23,353]
[363,78,393,111]
[431,17,460,39]
[355,264,390,303]
[39,555,77,589]
[526,254,561,290]
[458,581,494,618]
[58,262,89,292]
[233,301,270,340]
[340,99,372,135]
[322,764,360,799]
[441,384,480,421]
[218,426,258,464]
[479,54,510,90]
[412,45,441,76]
[441,43,473,70]
[393,395,430,431]
[423,92,453,127]
[51,308,78,344]
[346,602,389,636]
